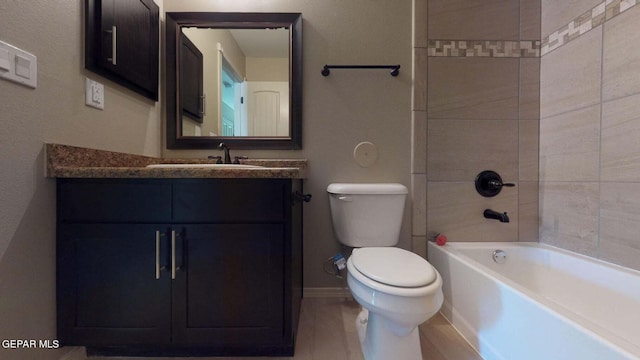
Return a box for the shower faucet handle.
[475,170,515,197]
[488,179,515,189]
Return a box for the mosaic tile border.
[428,40,540,58]
[426,0,638,58]
[542,0,638,55]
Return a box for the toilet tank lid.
[327,183,408,195]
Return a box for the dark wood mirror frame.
[166,12,302,150]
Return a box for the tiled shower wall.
[412,0,541,256]
[540,0,640,270]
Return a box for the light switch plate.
[0,39,37,88]
[0,48,10,71]
[15,54,31,79]
[85,78,104,110]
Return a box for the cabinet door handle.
[171,230,176,280]
[106,25,117,65]
[293,191,313,203]
[155,230,161,279]
[200,94,206,116]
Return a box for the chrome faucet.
[484,209,510,223]
[218,142,231,164]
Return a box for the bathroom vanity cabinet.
[56,178,303,356]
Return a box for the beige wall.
[164,0,413,290]
[540,1,640,270]
[416,0,541,252]
[0,1,163,359]
[246,57,288,81]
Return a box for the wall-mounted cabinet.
[179,33,204,122]
[57,178,303,356]
[85,0,159,101]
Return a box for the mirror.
[166,12,302,149]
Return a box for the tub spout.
[484,209,510,223]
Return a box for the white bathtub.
[427,242,640,360]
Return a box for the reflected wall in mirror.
[166,12,302,150]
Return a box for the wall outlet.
[85,78,104,110]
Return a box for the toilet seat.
[351,247,436,288]
[347,248,441,298]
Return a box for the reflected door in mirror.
[247,82,289,136]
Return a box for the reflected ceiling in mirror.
[166,12,302,150]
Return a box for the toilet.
[327,183,443,360]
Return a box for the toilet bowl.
[347,247,443,360]
[327,183,444,360]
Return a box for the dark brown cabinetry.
[57,178,303,356]
[85,0,159,100]
[180,33,204,122]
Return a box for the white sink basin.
[146,163,264,169]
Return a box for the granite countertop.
[45,143,307,179]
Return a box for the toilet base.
[355,308,423,360]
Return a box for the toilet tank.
[327,183,408,247]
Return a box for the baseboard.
[58,347,86,360]
[303,287,352,298]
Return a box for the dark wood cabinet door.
[57,224,171,346]
[180,33,204,122]
[171,224,285,348]
[56,179,302,355]
[85,0,159,100]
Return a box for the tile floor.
[90,297,482,360]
